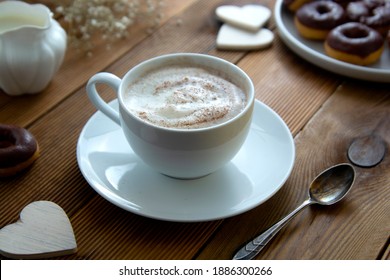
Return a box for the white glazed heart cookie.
[217,24,274,50]
[216,4,272,32]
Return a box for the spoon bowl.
[309,163,355,205]
[233,163,355,260]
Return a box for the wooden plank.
[381,242,390,260]
[97,0,278,79]
[197,81,390,259]
[97,1,244,76]
[236,34,341,135]
[62,196,221,260]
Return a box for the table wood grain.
[1,0,389,260]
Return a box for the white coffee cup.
[86,53,254,179]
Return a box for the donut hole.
[317,4,331,15]
[0,134,15,148]
[343,28,369,39]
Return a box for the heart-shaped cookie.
[0,201,77,259]
[216,5,271,32]
[217,24,274,50]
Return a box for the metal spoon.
[233,163,355,260]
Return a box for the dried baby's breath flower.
[54,0,164,54]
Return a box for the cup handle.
[86,72,122,126]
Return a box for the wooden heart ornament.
[0,201,77,259]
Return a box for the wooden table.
[1,0,389,260]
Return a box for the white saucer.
[77,100,295,222]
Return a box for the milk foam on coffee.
[123,65,247,129]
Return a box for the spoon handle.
[233,199,313,260]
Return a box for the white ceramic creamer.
[0,1,67,96]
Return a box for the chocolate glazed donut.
[325,22,385,65]
[347,0,390,35]
[0,124,39,177]
[295,1,347,40]
[360,4,390,35]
